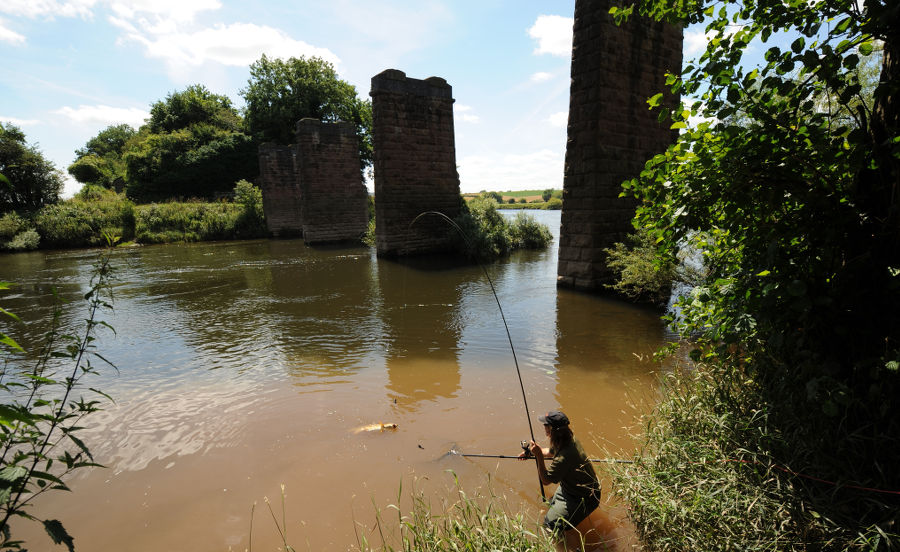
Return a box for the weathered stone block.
[557,0,682,292]
[371,69,460,257]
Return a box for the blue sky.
[0,0,716,197]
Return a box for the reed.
[355,476,557,552]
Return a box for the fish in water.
[353,422,398,434]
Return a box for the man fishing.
[518,410,602,538]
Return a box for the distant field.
[462,189,554,203]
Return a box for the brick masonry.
[557,0,683,290]
[258,143,302,237]
[257,120,367,243]
[294,118,368,243]
[370,69,461,257]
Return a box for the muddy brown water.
[1,211,670,551]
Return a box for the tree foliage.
[0,123,62,213]
[613,0,899,547]
[68,124,136,189]
[123,85,256,202]
[241,55,373,170]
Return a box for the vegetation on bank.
[463,189,563,210]
[605,0,899,550]
[0,180,267,251]
[362,195,554,259]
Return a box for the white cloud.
[527,15,573,57]
[110,18,340,73]
[0,116,40,126]
[54,104,148,127]
[458,149,563,193]
[684,28,709,56]
[546,111,567,128]
[0,0,97,19]
[455,104,480,124]
[108,0,220,23]
[0,19,25,44]
[530,71,553,83]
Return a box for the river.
[1,210,670,551]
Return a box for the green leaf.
[0,404,36,427]
[43,519,75,552]
[0,334,24,353]
[859,41,873,56]
[670,121,687,130]
[647,93,664,109]
[0,466,28,482]
[757,270,771,277]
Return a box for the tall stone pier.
[557,0,683,290]
[294,118,368,243]
[258,144,302,237]
[370,69,460,257]
[257,120,367,243]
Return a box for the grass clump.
[357,477,556,552]
[610,360,899,551]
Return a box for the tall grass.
[356,476,557,552]
[609,360,899,551]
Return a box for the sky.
[0,0,716,198]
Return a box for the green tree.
[123,86,256,202]
[68,124,137,189]
[241,55,372,170]
[613,0,899,547]
[541,188,553,202]
[0,123,63,213]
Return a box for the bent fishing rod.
[409,210,545,500]
[450,451,634,464]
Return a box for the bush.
[232,179,267,237]
[509,212,552,249]
[544,198,562,210]
[6,229,40,251]
[134,199,264,243]
[33,195,135,248]
[0,212,27,241]
[603,229,679,305]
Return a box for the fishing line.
[409,210,544,500]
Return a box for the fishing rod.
[409,211,545,501]
[450,451,634,464]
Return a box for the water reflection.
[553,287,670,454]
[378,255,463,412]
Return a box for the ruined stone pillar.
[294,118,368,243]
[258,144,302,237]
[370,69,460,257]
[557,0,682,290]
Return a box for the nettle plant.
[0,249,116,551]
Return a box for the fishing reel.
[520,439,533,458]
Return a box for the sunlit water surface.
[1,210,671,551]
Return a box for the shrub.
[0,212,27,241]
[603,230,679,305]
[33,195,135,248]
[509,212,552,249]
[232,180,267,237]
[544,198,562,210]
[452,196,513,259]
[134,201,243,243]
[6,229,40,251]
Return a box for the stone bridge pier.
[370,69,460,257]
[557,0,683,291]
